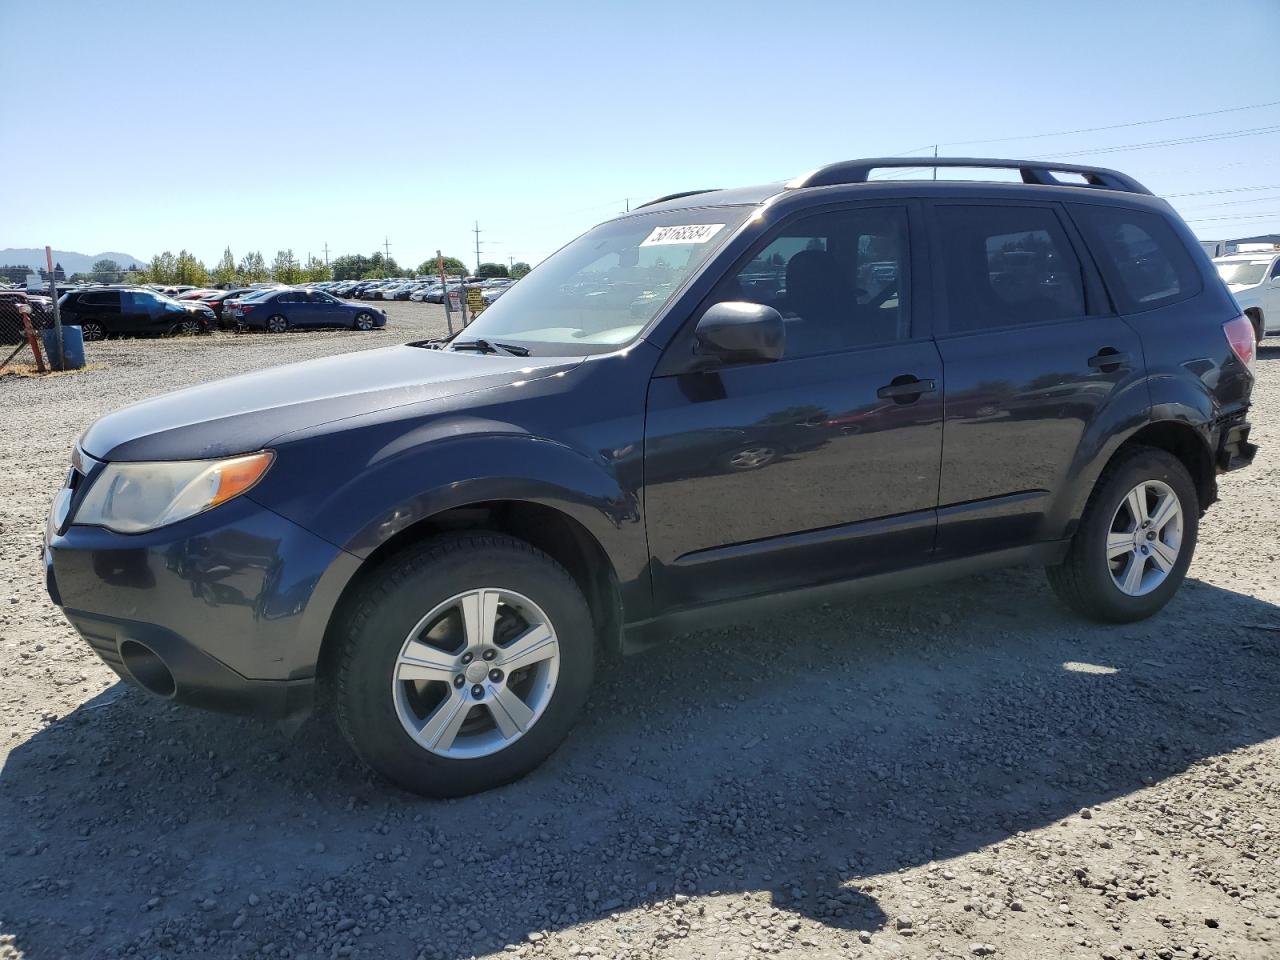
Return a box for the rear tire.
[1046,446,1199,623]
[79,321,105,341]
[334,533,595,797]
[266,314,288,333]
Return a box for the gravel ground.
[1,305,1278,960]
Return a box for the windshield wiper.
[449,339,530,357]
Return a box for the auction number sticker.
[640,224,726,246]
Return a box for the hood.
[80,345,580,462]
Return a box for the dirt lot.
[1,303,1278,960]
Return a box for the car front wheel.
[1046,445,1199,623]
[334,533,595,797]
[353,312,375,331]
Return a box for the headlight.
[73,451,274,533]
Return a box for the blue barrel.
[41,325,86,371]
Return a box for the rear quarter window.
[1070,204,1201,313]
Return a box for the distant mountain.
[0,248,146,275]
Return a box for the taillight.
[1224,315,1257,375]
[240,304,254,314]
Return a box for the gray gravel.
[1,305,1278,960]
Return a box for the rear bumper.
[1216,411,1257,472]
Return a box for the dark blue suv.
[44,158,1258,797]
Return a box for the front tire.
[353,312,375,331]
[1046,446,1199,623]
[334,533,595,797]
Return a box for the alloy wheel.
[391,588,560,759]
[1106,479,1183,597]
[81,323,104,341]
[354,313,373,330]
[267,315,288,333]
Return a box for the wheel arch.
[1242,305,1264,339]
[315,498,625,695]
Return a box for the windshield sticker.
[640,224,726,246]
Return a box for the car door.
[78,290,120,330]
[926,199,1146,558]
[308,291,341,327]
[644,202,944,610]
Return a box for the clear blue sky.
[3,0,1279,272]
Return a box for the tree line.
[97,249,534,287]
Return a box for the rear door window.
[80,291,120,307]
[933,204,1088,333]
[1069,204,1201,312]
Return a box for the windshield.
[1215,260,1270,286]
[453,206,752,355]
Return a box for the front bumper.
[45,489,360,719]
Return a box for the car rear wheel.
[353,312,375,331]
[1046,445,1198,623]
[168,318,201,336]
[79,321,105,341]
[334,532,595,797]
[265,315,288,334]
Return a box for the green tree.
[271,249,303,284]
[330,254,370,281]
[303,255,331,283]
[212,247,237,286]
[90,258,123,282]
[238,251,269,283]
[476,262,509,278]
[363,252,396,277]
[509,261,532,279]
[147,251,178,284]
[124,263,150,284]
[174,250,208,286]
[416,255,468,276]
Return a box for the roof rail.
[635,188,721,209]
[786,157,1152,195]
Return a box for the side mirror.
[693,301,785,365]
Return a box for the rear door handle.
[877,376,937,402]
[1088,349,1131,370]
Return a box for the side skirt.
[621,541,1070,653]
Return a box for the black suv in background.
[57,286,214,340]
[45,158,1257,797]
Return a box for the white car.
[1215,252,1280,344]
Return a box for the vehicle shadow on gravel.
[2,568,1278,959]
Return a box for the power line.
[1184,211,1280,223]
[1164,183,1280,198]
[1174,193,1280,209]
[901,98,1280,151]
[1029,124,1280,159]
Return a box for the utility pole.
[933,144,938,181]
[322,242,330,266]
[473,221,482,274]
[383,236,392,264]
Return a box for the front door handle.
[1088,348,1131,371]
[876,376,937,402]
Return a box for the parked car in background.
[227,287,386,332]
[199,288,259,327]
[176,289,221,301]
[58,287,213,340]
[1215,252,1280,344]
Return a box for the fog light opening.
[119,640,177,699]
